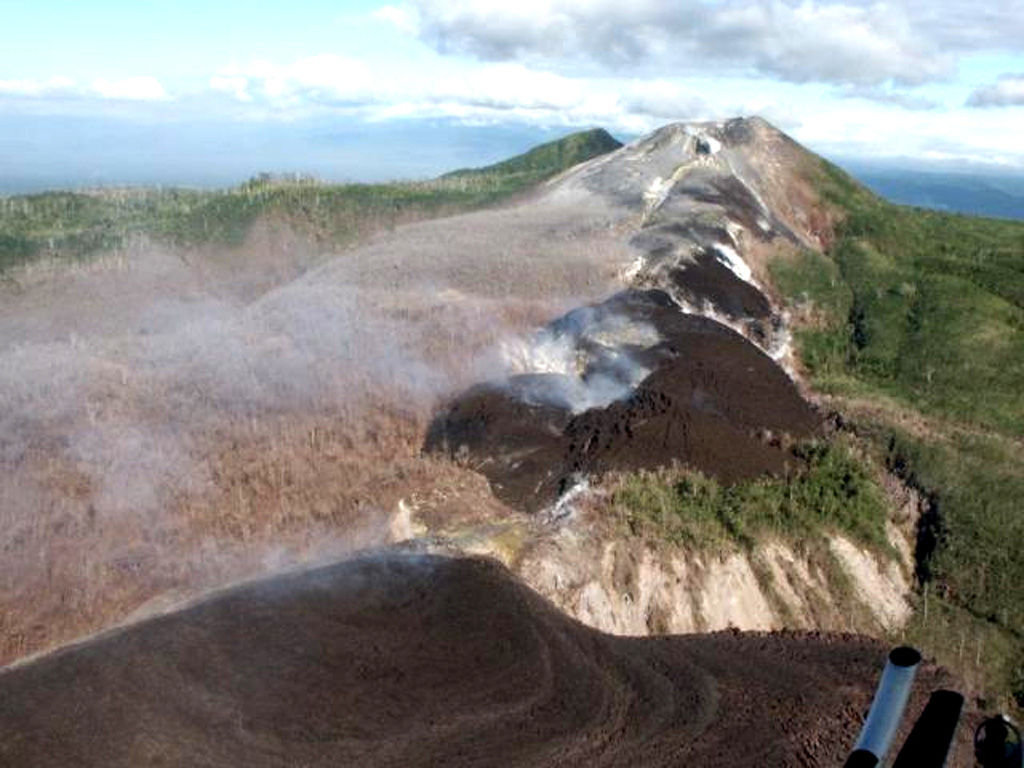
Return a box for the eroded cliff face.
[388,495,914,639]
[517,524,913,636]
[418,117,918,640]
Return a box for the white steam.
[499,307,659,413]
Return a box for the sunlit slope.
[771,159,1024,700]
[442,127,623,184]
[0,128,623,273]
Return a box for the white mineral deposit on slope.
[712,243,755,284]
[643,176,675,213]
[690,130,722,154]
[620,255,645,282]
[725,220,746,248]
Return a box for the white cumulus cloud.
[217,55,378,105]
[91,76,169,101]
[428,63,583,111]
[206,53,725,132]
[210,75,252,102]
[387,0,953,86]
[373,4,420,34]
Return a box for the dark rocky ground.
[426,289,819,512]
[0,554,973,767]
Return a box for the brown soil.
[426,290,819,512]
[0,554,970,767]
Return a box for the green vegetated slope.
[443,128,622,185]
[771,160,1024,703]
[613,440,891,554]
[0,128,622,274]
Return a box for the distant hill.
[845,164,1024,221]
[0,128,624,274]
[442,128,623,185]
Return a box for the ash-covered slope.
[426,289,819,512]
[552,117,833,354]
[426,118,830,512]
[0,554,961,767]
[418,120,918,639]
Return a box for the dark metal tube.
[845,646,922,767]
[892,689,964,768]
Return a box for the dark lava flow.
[426,289,819,513]
[0,554,957,767]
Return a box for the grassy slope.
[613,440,892,553]
[770,160,1024,703]
[443,128,622,184]
[0,128,622,274]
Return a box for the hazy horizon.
[2,114,1022,221]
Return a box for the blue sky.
[2,0,1023,189]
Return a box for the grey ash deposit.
[426,289,819,513]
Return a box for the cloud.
[617,81,713,121]
[897,0,1024,54]
[0,77,77,98]
[429,63,583,111]
[216,55,378,106]
[797,100,1024,168]
[210,75,252,103]
[388,0,952,86]
[206,55,722,133]
[90,77,169,101]
[834,84,940,110]
[373,4,419,35]
[967,73,1024,107]
[0,75,170,103]
[213,57,584,115]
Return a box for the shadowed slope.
[0,554,959,767]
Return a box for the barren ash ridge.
[427,118,831,511]
[0,554,962,767]
[0,118,960,765]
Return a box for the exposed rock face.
[514,526,913,637]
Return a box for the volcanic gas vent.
[425,289,820,512]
